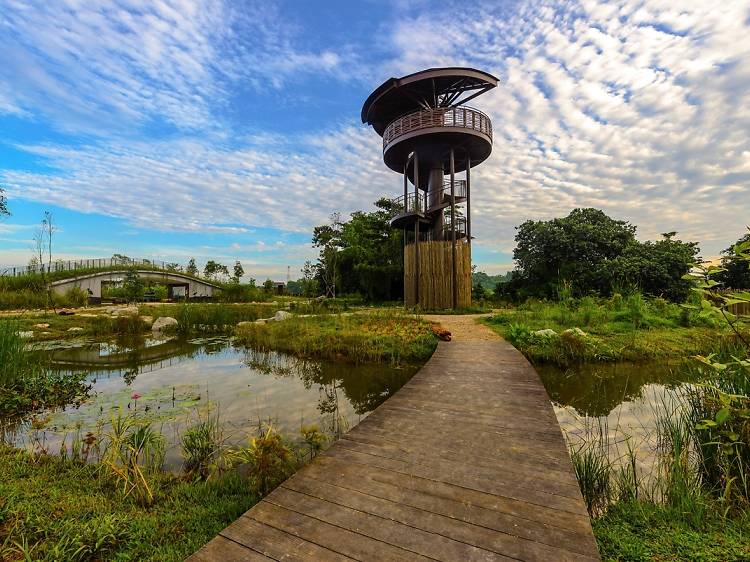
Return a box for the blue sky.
[1,0,749,280]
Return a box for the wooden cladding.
[404,239,471,309]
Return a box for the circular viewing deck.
[382,106,493,172]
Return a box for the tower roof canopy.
[361,67,498,135]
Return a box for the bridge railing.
[0,257,181,278]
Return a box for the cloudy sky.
[1,0,749,279]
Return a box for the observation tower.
[362,67,497,309]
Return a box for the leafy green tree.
[262,279,275,294]
[510,208,636,298]
[504,208,698,301]
[312,199,403,301]
[0,186,8,217]
[165,262,181,272]
[608,233,699,301]
[123,269,144,302]
[203,260,229,280]
[186,258,198,276]
[716,231,750,289]
[300,260,319,297]
[233,261,244,283]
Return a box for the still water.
[537,361,698,473]
[2,337,418,469]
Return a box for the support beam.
[450,148,456,310]
[466,153,471,241]
[414,151,420,306]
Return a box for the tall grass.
[0,319,34,388]
[235,310,438,364]
[146,303,278,334]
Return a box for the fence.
[0,257,178,278]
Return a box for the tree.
[716,231,750,289]
[263,279,275,294]
[165,262,182,272]
[123,269,144,302]
[186,258,198,276]
[608,234,699,301]
[503,208,699,301]
[233,261,245,283]
[300,260,319,297]
[32,211,56,309]
[312,199,404,302]
[203,260,228,280]
[0,186,8,217]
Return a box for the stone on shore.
[152,317,178,333]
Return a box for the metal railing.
[0,257,181,278]
[443,216,467,239]
[383,106,493,150]
[428,179,467,211]
[389,191,427,216]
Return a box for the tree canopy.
[312,198,403,302]
[502,208,699,301]
[716,231,750,289]
[0,187,8,217]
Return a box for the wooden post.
[466,154,471,242]
[450,148,456,309]
[414,151,420,306]
[403,161,408,303]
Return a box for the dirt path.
[422,313,502,341]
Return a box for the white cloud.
[2,0,750,274]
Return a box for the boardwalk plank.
[188,323,600,561]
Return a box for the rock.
[152,317,178,333]
[236,321,253,327]
[533,328,558,338]
[254,318,269,324]
[17,331,33,339]
[58,309,75,316]
[112,306,139,317]
[33,323,50,329]
[67,327,84,332]
[563,327,587,337]
[272,310,292,322]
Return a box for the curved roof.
[361,67,498,135]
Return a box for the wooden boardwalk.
[189,319,600,561]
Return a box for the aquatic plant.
[300,424,327,461]
[231,425,295,495]
[181,414,229,481]
[101,412,165,506]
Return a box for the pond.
[537,360,700,476]
[1,336,418,469]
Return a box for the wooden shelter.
[362,67,497,309]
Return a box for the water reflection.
[536,361,694,417]
[4,337,417,469]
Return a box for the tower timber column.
[361,67,497,309]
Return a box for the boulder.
[152,317,178,333]
[534,328,558,338]
[112,306,140,317]
[17,331,33,339]
[563,327,587,337]
[273,310,292,322]
[34,323,50,329]
[67,327,84,332]
[254,318,269,324]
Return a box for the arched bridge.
[50,270,219,302]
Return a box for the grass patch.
[143,303,285,334]
[0,444,257,561]
[235,311,438,365]
[483,294,743,365]
[594,500,750,561]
